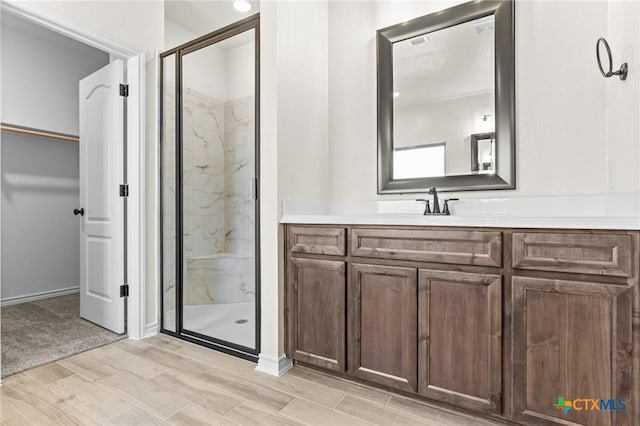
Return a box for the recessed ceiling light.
[233,0,252,12]
[409,35,428,46]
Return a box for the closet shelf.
[0,123,79,143]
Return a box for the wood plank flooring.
[0,335,501,425]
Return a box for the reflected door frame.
[159,14,261,361]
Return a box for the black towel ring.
[596,37,628,81]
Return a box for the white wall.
[1,12,110,135]
[166,18,256,102]
[1,13,109,302]
[165,18,195,50]
[226,42,255,100]
[259,0,281,361]
[255,1,331,362]
[276,1,329,204]
[606,0,640,193]
[32,1,163,57]
[182,45,227,100]
[327,0,639,200]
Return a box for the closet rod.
[0,123,79,143]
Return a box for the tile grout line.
[171,351,356,410]
[331,392,348,409]
[95,371,198,422]
[279,396,380,426]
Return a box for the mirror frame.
[377,0,515,193]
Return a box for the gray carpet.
[1,293,126,378]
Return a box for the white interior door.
[78,59,125,334]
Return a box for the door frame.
[0,1,147,340]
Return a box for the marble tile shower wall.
[163,85,256,307]
[224,96,256,258]
[182,87,227,260]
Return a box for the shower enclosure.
[160,16,260,359]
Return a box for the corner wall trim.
[143,322,159,339]
[255,353,292,377]
[1,286,79,306]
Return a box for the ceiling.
[165,0,259,39]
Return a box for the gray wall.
[1,12,109,302]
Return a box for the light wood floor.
[0,335,501,425]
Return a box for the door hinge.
[119,184,129,197]
[119,84,129,97]
[120,284,129,298]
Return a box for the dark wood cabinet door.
[418,270,502,414]
[349,263,418,392]
[287,258,346,371]
[512,277,633,426]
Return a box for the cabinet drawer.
[288,226,346,256]
[513,232,633,277]
[351,228,502,267]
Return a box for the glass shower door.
[179,27,258,352]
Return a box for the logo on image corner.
[553,396,626,414]
[554,397,573,414]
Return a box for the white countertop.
[280,194,640,230]
[280,213,640,229]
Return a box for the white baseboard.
[143,322,159,339]
[255,353,292,377]
[1,286,79,306]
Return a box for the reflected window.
[393,143,445,179]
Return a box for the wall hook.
[596,37,628,81]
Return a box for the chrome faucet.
[428,187,440,213]
[416,187,458,215]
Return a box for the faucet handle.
[415,199,431,215]
[442,198,459,215]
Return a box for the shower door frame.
[159,14,261,361]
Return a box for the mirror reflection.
[392,15,495,179]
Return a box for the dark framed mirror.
[377,0,515,193]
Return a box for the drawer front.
[513,232,633,277]
[351,228,502,267]
[289,226,346,256]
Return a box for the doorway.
[160,15,261,360]
[0,3,146,377]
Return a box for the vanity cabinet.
[510,232,635,426]
[418,269,502,414]
[287,257,346,372]
[285,225,639,426]
[348,263,417,392]
[511,276,633,426]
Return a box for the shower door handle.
[253,177,259,201]
[73,208,85,216]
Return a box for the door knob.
[73,208,85,216]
